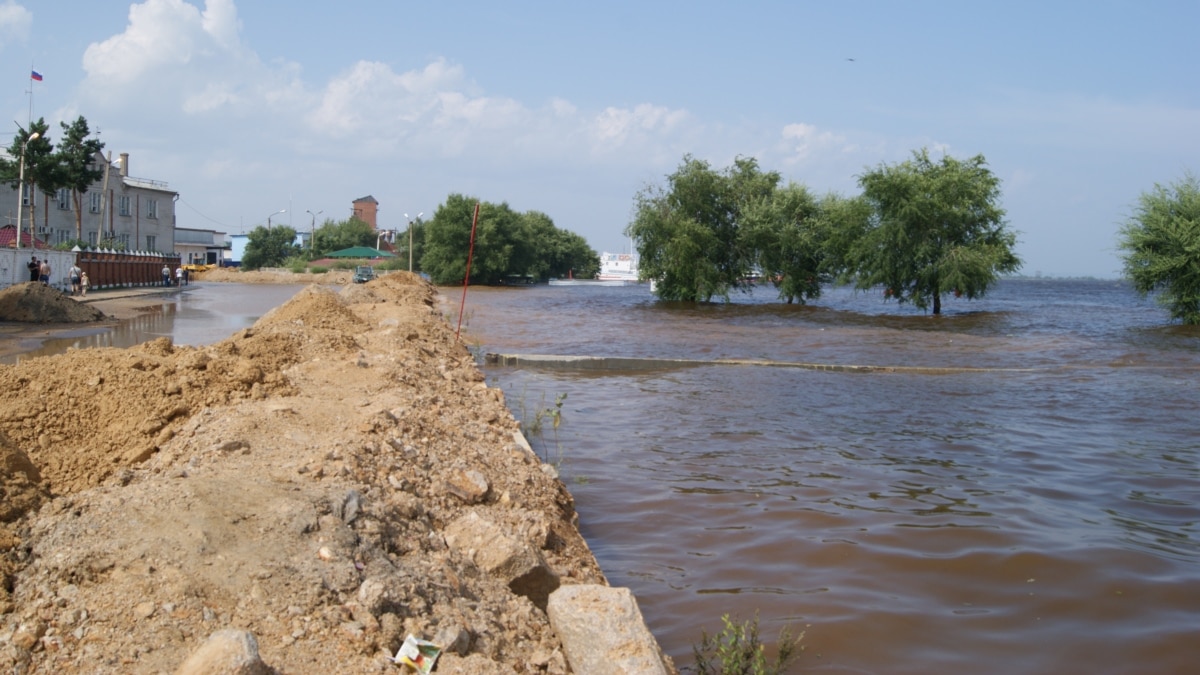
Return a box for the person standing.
[162,264,171,287]
[175,266,183,287]
[27,255,39,282]
[69,262,83,296]
[80,272,90,296]
[38,259,50,285]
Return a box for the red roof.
[0,225,48,249]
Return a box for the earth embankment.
[0,272,628,673]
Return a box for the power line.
[175,196,236,229]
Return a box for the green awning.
[325,246,396,258]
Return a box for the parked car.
[353,265,376,283]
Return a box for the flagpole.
[27,63,35,128]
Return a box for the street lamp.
[305,209,322,251]
[266,209,286,232]
[14,131,40,250]
[404,212,423,272]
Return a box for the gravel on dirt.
[0,271,620,673]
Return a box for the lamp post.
[14,131,40,250]
[404,212,423,272]
[305,209,322,251]
[266,209,286,232]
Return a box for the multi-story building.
[351,195,378,229]
[2,151,177,252]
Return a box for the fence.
[1,248,181,293]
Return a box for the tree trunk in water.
[933,292,942,315]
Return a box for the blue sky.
[2,0,1197,278]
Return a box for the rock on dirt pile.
[0,273,616,673]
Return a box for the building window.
[57,188,71,210]
[57,229,69,245]
[88,231,98,247]
[20,184,32,206]
[146,235,156,251]
[118,233,130,249]
[117,195,131,216]
[146,199,158,219]
[89,192,102,213]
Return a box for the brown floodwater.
[463,280,1200,674]
[4,279,1197,673]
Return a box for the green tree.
[311,217,376,257]
[395,215,428,272]
[742,183,840,304]
[521,210,599,280]
[242,225,300,270]
[421,195,599,284]
[628,155,780,301]
[1118,172,1200,324]
[54,116,105,240]
[1,118,55,237]
[848,149,1021,314]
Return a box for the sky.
[1,0,1197,278]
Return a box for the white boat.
[597,251,639,282]
[548,251,643,286]
[548,278,633,287]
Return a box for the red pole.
[456,202,480,339]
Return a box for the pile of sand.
[0,273,611,673]
[0,283,107,323]
[192,267,356,285]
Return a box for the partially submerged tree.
[1118,172,1200,324]
[847,149,1021,314]
[629,156,781,301]
[422,194,598,285]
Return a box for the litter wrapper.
[394,634,441,673]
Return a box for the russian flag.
[30,71,43,81]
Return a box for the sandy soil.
[0,271,613,673]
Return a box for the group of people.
[161,264,189,287]
[26,254,89,296]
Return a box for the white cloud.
[591,104,689,147]
[79,0,285,117]
[0,0,31,50]
[778,122,847,163]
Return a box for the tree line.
[629,149,1022,314]
[243,193,600,283]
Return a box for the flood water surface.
[462,280,1200,674]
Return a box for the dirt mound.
[0,283,107,323]
[193,267,354,285]
[0,273,611,673]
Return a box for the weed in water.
[690,613,803,675]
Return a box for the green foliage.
[55,116,106,240]
[422,194,598,284]
[375,258,410,271]
[631,155,854,304]
[847,148,1021,314]
[309,266,329,274]
[285,256,308,273]
[1118,172,1200,324]
[692,614,803,675]
[628,156,783,301]
[392,216,428,272]
[53,239,89,251]
[242,225,301,270]
[1,118,55,235]
[522,392,568,466]
[311,217,377,257]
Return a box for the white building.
[1,151,177,253]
